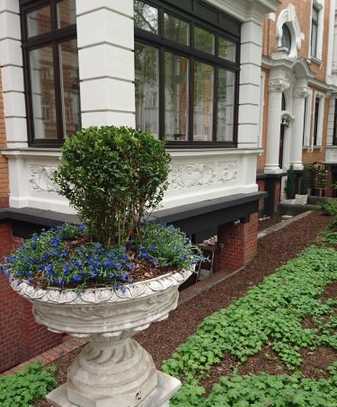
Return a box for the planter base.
[47,371,181,407]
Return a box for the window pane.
[60,40,80,137]
[194,26,215,54]
[193,62,214,141]
[312,7,319,23]
[134,0,158,35]
[27,5,52,38]
[135,43,159,135]
[281,25,291,52]
[29,47,57,140]
[218,37,236,62]
[165,53,189,142]
[217,70,235,142]
[311,23,318,57]
[57,0,76,29]
[163,13,189,46]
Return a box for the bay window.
[134,0,240,147]
[21,0,80,147]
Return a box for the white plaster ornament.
[11,268,192,407]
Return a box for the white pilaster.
[290,82,308,170]
[264,79,288,174]
[238,20,263,148]
[76,0,135,128]
[0,0,28,148]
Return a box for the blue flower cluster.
[1,224,133,289]
[0,223,199,290]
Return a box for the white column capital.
[269,78,289,93]
[294,86,309,99]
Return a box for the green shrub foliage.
[0,363,56,407]
[54,127,171,247]
[321,199,337,216]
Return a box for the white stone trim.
[309,0,325,61]
[76,0,135,128]
[2,148,259,214]
[258,71,266,149]
[326,0,336,84]
[303,88,313,147]
[0,0,27,149]
[327,95,336,146]
[312,91,325,147]
[275,4,304,59]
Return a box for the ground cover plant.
[162,221,337,406]
[0,363,56,407]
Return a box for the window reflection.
[217,70,235,142]
[165,52,189,141]
[193,62,214,141]
[135,43,159,136]
[134,1,158,34]
[30,47,57,139]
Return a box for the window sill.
[302,146,322,151]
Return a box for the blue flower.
[103,258,114,269]
[72,274,83,284]
[79,224,86,233]
[44,264,54,276]
[63,264,72,276]
[50,237,62,248]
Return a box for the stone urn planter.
[11,268,192,407]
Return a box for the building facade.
[12,0,337,372]
[258,0,337,213]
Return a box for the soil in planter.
[34,212,331,407]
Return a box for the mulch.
[35,211,331,406]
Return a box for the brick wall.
[0,224,62,373]
[214,213,258,273]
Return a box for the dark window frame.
[20,0,79,148]
[135,0,241,149]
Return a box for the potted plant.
[1,127,199,407]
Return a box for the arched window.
[281,24,292,53]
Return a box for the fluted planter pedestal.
[11,269,192,407]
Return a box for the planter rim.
[10,268,192,305]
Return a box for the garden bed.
[33,211,331,406]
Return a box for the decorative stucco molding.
[269,78,290,93]
[294,86,309,99]
[169,161,239,191]
[30,165,58,193]
[11,269,191,307]
[275,4,304,59]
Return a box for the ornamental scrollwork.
[169,161,239,191]
[30,165,59,193]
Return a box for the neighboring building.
[259,0,337,213]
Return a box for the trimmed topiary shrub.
[54,126,171,247]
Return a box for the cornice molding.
[206,0,279,23]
